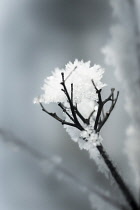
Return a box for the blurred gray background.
[0,0,139,210]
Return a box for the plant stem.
[97,144,139,210]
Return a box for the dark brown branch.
[40,103,77,128]
[73,105,89,124]
[102,107,105,119]
[61,73,77,122]
[71,83,73,104]
[97,91,119,132]
[92,81,119,133]
[87,110,95,124]
[60,73,84,130]
[58,102,74,122]
[92,80,103,131]
[92,79,102,103]
[94,103,103,131]
[103,88,115,104]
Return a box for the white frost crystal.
[34,59,106,104]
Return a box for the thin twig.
[102,107,105,119]
[73,105,89,124]
[60,73,84,130]
[103,88,115,104]
[71,83,73,104]
[92,79,102,103]
[65,66,77,81]
[97,91,119,132]
[58,102,74,122]
[92,80,103,131]
[87,110,95,124]
[40,103,76,128]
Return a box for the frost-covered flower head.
[34,60,118,151]
[34,59,106,105]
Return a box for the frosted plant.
[34,60,139,210]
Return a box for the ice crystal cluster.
[34,60,105,104]
[34,60,109,176]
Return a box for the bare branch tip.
[111,88,115,92]
[39,102,44,109]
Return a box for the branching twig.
[92,80,103,131]
[92,81,119,133]
[90,82,138,209]
[71,83,73,104]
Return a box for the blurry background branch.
[102,0,140,201]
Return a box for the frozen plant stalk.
[34,60,139,210]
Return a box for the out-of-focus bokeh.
[0,0,140,210]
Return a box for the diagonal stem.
[60,73,84,130]
[58,102,74,122]
[73,105,89,124]
[97,144,139,210]
[40,103,77,128]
